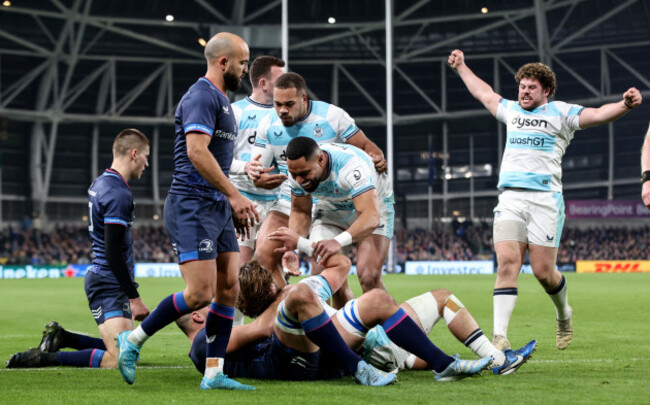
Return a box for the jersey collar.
[199,76,227,98]
[105,168,130,189]
[297,100,313,123]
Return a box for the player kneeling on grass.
[6,129,151,370]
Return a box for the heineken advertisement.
[0,263,183,279]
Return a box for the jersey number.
[88,202,94,232]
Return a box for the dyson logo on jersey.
[511,116,549,129]
[509,136,547,147]
[213,130,236,141]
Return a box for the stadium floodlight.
[165,14,174,22]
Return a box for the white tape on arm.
[297,237,314,256]
[334,231,353,247]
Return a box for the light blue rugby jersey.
[496,99,584,192]
[253,100,360,199]
[289,143,392,210]
[231,97,279,201]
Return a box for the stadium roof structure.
[0,0,649,223]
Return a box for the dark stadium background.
[1,0,649,270]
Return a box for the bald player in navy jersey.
[116,32,258,391]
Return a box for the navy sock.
[302,310,361,375]
[56,349,105,368]
[383,308,454,373]
[141,292,191,336]
[62,330,106,350]
[205,302,234,359]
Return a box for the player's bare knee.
[496,262,520,280]
[431,288,452,312]
[183,288,212,309]
[370,289,397,314]
[357,267,382,292]
[286,283,318,310]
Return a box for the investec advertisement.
[577,261,650,273]
[405,261,494,275]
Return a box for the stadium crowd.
[1,222,648,266]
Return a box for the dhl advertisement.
[576,261,650,273]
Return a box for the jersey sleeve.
[556,101,585,131]
[328,105,359,141]
[181,89,219,136]
[340,158,376,198]
[495,98,511,124]
[100,186,132,227]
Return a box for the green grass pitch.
[1,273,648,404]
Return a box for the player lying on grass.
[181,253,536,381]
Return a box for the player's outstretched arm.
[312,189,380,266]
[448,49,501,117]
[642,124,650,209]
[288,194,313,238]
[579,87,642,129]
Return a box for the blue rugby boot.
[354,360,397,386]
[200,373,255,391]
[434,355,491,381]
[116,331,140,384]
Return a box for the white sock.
[548,277,571,320]
[465,330,505,366]
[233,308,245,327]
[127,325,149,346]
[205,358,224,378]
[493,289,517,338]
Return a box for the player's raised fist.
[623,87,642,109]
[448,49,465,69]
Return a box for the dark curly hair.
[515,63,557,97]
[236,260,278,318]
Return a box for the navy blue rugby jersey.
[87,168,135,281]
[170,77,238,201]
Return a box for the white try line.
[1,358,648,372]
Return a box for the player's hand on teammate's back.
[312,239,342,266]
[130,297,150,322]
[281,251,302,277]
[368,153,388,174]
[623,87,642,109]
[448,49,465,69]
[268,226,300,253]
[253,168,287,189]
[245,154,263,180]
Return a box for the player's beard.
[300,178,320,192]
[224,70,242,92]
[280,114,296,127]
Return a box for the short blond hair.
[112,128,149,157]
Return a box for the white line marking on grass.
[529,358,648,364]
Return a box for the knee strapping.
[443,294,465,325]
